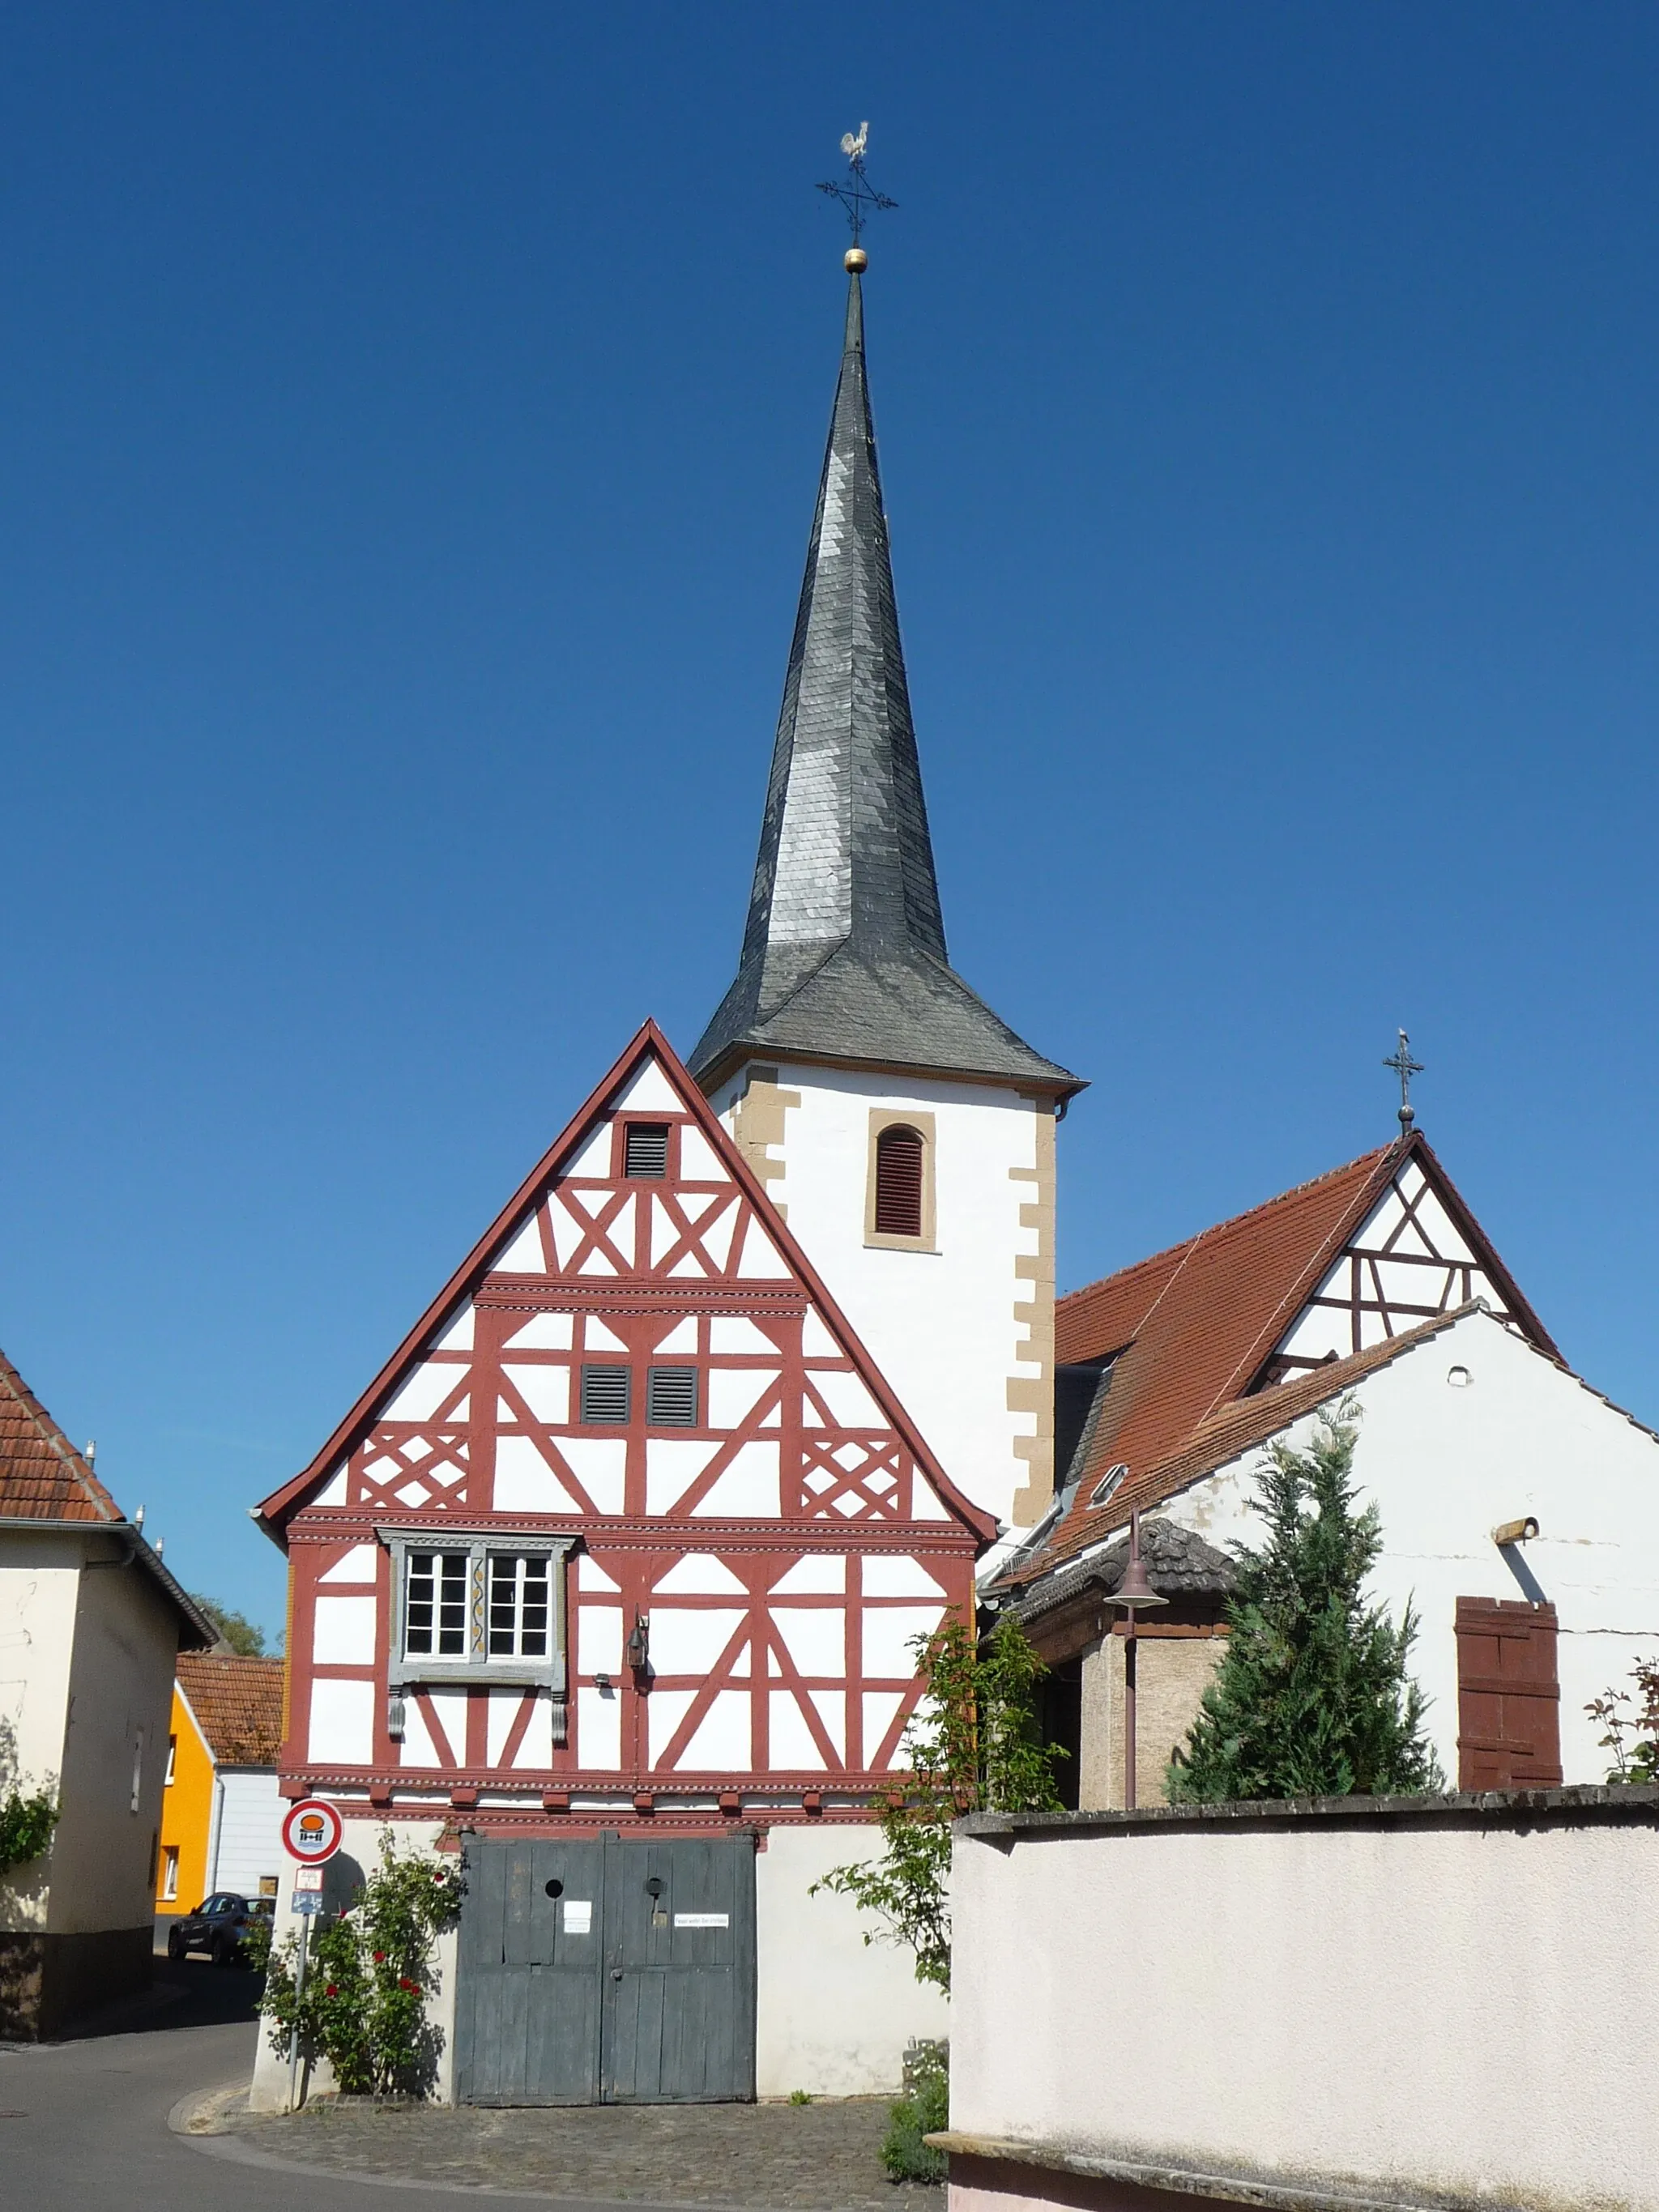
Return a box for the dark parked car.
[166,1892,272,1965]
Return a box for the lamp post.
[1104,1511,1166,1809]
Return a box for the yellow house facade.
[155,1653,284,1916]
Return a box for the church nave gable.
[1262,1155,1517,1384]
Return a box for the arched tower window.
[873,1124,925,1239]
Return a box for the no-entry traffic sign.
[282,1798,344,1864]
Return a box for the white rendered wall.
[950,1805,1659,2209]
[714,1063,1046,1531]
[756,1824,948,2097]
[52,1552,181,1934]
[210,1768,284,1898]
[0,1535,81,1933]
[1140,1309,1659,1784]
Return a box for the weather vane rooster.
[817,121,897,266]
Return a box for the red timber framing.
[257,1021,990,1838]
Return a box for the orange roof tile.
[177,1652,284,1766]
[0,1349,123,1523]
[1026,1132,1553,1583]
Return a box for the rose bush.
[257,1828,464,2099]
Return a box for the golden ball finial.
[844,245,868,275]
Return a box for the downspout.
[207,1762,225,1894]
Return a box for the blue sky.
[4,6,1657,1639]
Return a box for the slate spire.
[691,271,1077,1097]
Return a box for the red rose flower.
[325,1984,339,1997]
[399,1978,421,1994]
[373,1950,386,1962]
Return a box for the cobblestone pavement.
[224,2095,940,2209]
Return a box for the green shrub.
[881,2047,948,2184]
[0,1723,58,1880]
[0,1787,57,1877]
[261,1828,464,2099]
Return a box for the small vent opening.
[646,1366,699,1427]
[625,1123,670,1178]
[874,1124,925,1238]
[580,1365,632,1424]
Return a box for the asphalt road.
[0,1958,561,2210]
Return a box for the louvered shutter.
[579,1366,632,1424]
[624,1123,670,1178]
[646,1366,699,1427]
[874,1125,924,1238]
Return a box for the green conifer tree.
[1168,1402,1444,1802]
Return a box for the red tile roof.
[1022,1132,1551,1583]
[0,1349,123,1523]
[177,1652,284,1766]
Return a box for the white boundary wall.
[949,1793,1659,2212]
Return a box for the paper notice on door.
[673,1912,729,1929]
[563,1899,593,1933]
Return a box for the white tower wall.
[712,1061,1056,1535]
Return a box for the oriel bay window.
[381,1528,575,1744]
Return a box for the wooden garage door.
[1455,1596,1563,1790]
[454,1833,757,2106]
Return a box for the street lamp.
[1104,1511,1166,1810]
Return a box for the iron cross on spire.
[1384,1029,1425,1132]
[817,121,898,262]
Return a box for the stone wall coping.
[957,1781,1659,1842]
[927,2132,1529,2212]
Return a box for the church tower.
[692,259,1081,1536]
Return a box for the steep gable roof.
[255,1019,996,1545]
[0,1349,122,1523]
[1019,1132,1553,1584]
[177,1652,284,1766]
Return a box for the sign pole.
[287,1907,310,2113]
[280,1798,343,2117]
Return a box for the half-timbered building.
[254,1024,989,2099]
